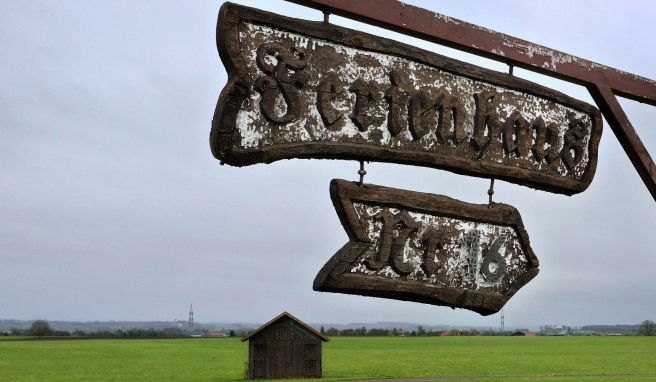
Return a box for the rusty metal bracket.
[286,0,656,202]
[588,85,656,198]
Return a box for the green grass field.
[1,336,655,381]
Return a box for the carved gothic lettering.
[215,4,603,195]
[349,78,380,131]
[435,93,466,145]
[420,228,447,276]
[472,92,502,158]
[317,73,344,128]
[408,90,434,140]
[480,234,508,283]
[561,118,588,171]
[365,208,419,275]
[461,229,482,281]
[315,180,540,315]
[385,70,410,137]
[363,208,393,270]
[531,118,560,164]
[503,111,532,158]
[253,41,307,124]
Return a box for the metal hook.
[358,160,366,187]
[487,178,495,207]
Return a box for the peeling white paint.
[349,203,529,293]
[491,49,506,57]
[236,22,594,180]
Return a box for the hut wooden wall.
[247,317,322,379]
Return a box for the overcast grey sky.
[1,1,655,329]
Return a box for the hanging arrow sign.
[213,3,602,195]
[314,179,539,315]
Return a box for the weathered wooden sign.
[314,179,539,315]
[212,3,602,195]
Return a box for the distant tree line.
[6,320,245,338]
[6,319,653,338]
[7,320,71,337]
[6,322,491,338]
[318,325,494,337]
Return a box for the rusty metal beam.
[588,85,656,199]
[286,0,656,106]
[285,0,656,201]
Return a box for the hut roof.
[241,311,329,342]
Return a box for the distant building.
[511,329,537,337]
[242,312,328,379]
[540,324,572,336]
[204,331,228,338]
[580,325,639,335]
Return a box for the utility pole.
[189,304,194,334]
[500,309,505,335]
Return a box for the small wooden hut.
[242,311,329,379]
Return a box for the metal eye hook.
[358,160,366,187]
